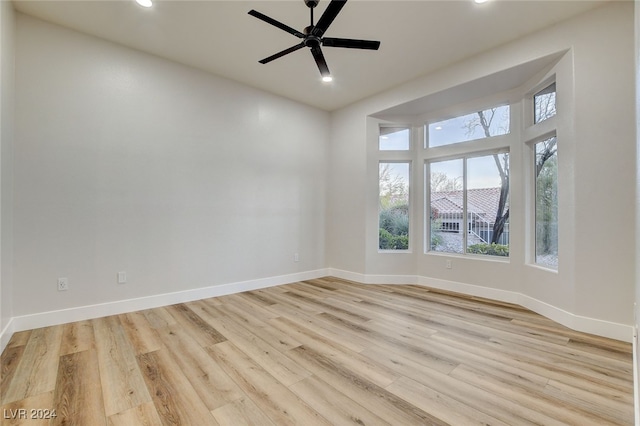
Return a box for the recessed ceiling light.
[435,126,443,130]
[136,0,153,8]
[474,0,489,3]
[322,76,333,83]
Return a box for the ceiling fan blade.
[322,37,380,50]
[259,43,306,64]
[311,46,330,77]
[312,0,347,37]
[248,10,305,39]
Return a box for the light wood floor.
[1,277,634,425]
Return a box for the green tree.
[430,171,462,192]
[379,163,408,209]
[379,163,409,250]
[536,142,558,253]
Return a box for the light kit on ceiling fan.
[248,0,380,82]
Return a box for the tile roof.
[431,187,506,223]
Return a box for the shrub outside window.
[535,137,558,269]
[379,162,410,250]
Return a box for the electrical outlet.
[117,271,127,284]
[445,260,452,269]
[294,252,300,262]
[58,277,69,291]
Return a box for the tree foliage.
[431,171,462,192]
[379,163,408,209]
[379,164,409,250]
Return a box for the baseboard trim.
[0,268,329,354]
[328,268,634,342]
[2,267,633,354]
[0,317,15,354]
[633,327,639,426]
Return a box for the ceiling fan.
[248,0,381,81]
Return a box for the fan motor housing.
[304,0,320,8]
[303,35,321,48]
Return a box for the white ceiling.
[12,0,608,111]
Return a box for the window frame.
[426,148,511,258]
[533,82,557,124]
[425,104,512,149]
[532,135,558,269]
[378,160,412,252]
[524,76,559,271]
[379,125,412,151]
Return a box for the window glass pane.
[429,159,463,254]
[466,154,510,257]
[534,83,556,124]
[379,127,410,150]
[535,137,558,268]
[427,105,510,148]
[379,162,410,250]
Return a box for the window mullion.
[463,157,468,254]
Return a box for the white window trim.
[523,76,559,271]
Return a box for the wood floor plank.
[449,363,621,425]
[137,349,219,425]
[363,336,550,393]
[2,325,63,404]
[165,303,227,347]
[5,330,31,349]
[0,391,54,426]
[317,311,461,375]
[433,330,633,396]
[154,323,244,410]
[192,299,304,351]
[543,378,634,425]
[284,281,332,299]
[51,349,106,426]
[289,375,391,426]
[268,316,400,388]
[210,396,276,426]
[255,290,325,315]
[281,289,372,324]
[141,307,177,330]
[203,300,271,331]
[212,323,312,387]
[190,302,312,387]
[107,401,163,426]
[92,316,152,416]
[265,302,370,353]
[285,344,449,425]
[206,341,331,426]
[59,320,95,356]
[1,346,24,403]
[120,312,163,355]
[386,376,509,426]
[369,344,565,425]
[220,293,280,321]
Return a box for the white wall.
[12,14,329,318]
[327,2,636,340]
[1,0,16,344]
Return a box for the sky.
[380,108,509,191]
